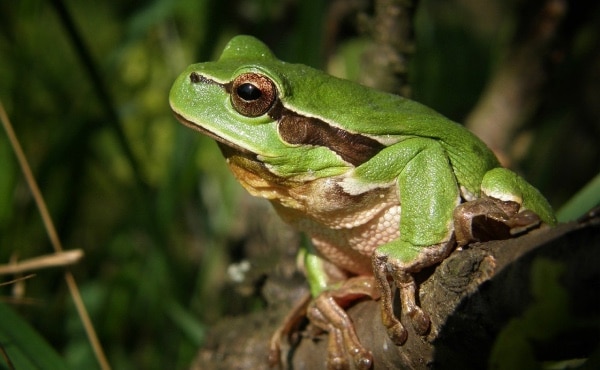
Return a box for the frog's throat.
[219,142,303,194]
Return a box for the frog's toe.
[344,335,373,369]
[327,328,350,370]
[506,209,541,234]
[398,275,431,335]
[386,322,408,345]
[409,307,430,335]
[322,323,373,370]
[343,343,372,369]
[354,354,373,370]
[307,287,375,370]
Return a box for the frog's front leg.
[373,163,556,345]
[371,139,460,344]
[372,240,456,344]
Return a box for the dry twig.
[0,250,84,275]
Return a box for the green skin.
[170,35,556,368]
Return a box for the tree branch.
[359,0,417,97]
[191,216,600,369]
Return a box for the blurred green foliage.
[489,258,588,370]
[0,301,70,370]
[0,0,598,369]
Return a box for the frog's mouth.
[172,112,257,158]
[173,112,308,190]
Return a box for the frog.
[169,35,556,369]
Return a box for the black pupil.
[237,83,261,101]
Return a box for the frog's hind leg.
[268,292,312,367]
[306,276,380,370]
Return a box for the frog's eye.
[230,73,277,117]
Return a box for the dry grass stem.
[0,250,84,275]
[0,101,111,370]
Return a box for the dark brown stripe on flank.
[274,104,385,166]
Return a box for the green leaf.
[556,172,600,222]
[0,302,70,370]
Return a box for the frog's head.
[169,35,384,181]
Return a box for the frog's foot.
[306,276,379,370]
[371,238,457,345]
[371,253,432,345]
[454,196,541,247]
[268,293,312,367]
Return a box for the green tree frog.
[169,35,556,369]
